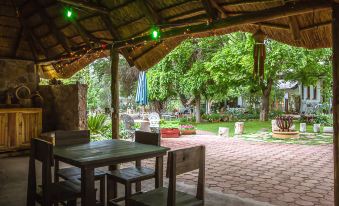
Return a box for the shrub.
[314,114,333,126]
[160,121,179,129]
[88,114,109,135]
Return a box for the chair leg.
[107,176,117,204]
[135,181,141,193]
[99,177,105,205]
[125,183,132,206]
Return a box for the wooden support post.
[333,3,339,206]
[110,48,119,139]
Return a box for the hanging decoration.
[252,29,266,82]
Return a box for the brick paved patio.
[160,135,334,206]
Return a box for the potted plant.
[180,124,196,135]
[160,121,180,138]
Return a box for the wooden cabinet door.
[17,112,41,147]
[0,113,9,149]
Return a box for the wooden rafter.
[201,0,218,20]
[113,0,330,49]
[288,16,301,41]
[221,0,282,7]
[100,15,135,66]
[34,0,72,53]
[12,26,23,57]
[72,20,99,48]
[136,0,163,24]
[209,0,227,18]
[57,0,110,15]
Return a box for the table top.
[54,139,169,167]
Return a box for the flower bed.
[160,128,180,138]
[180,124,196,135]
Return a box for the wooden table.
[54,139,169,206]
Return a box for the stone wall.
[39,84,88,132]
[0,59,38,103]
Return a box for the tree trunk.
[260,79,273,121]
[260,94,269,121]
[195,95,201,123]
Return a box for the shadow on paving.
[0,155,273,206]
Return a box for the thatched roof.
[0,0,333,78]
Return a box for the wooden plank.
[201,0,218,20]
[136,0,163,24]
[110,48,119,139]
[288,16,301,41]
[113,0,331,48]
[57,0,110,15]
[34,0,73,53]
[332,4,339,206]
[53,140,169,167]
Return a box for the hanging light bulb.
[150,26,160,40]
[64,7,75,20]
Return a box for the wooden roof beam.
[209,0,227,18]
[135,0,163,24]
[221,0,282,7]
[288,16,301,41]
[72,20,99,48]
[201,0,218,21]
[100,15,135,66]
[57,0,110,15]
[113,0,330,49]
[34,0,73,53]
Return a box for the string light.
[64,7,76,21]
[150,26,160,40]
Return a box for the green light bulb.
[152,30,158,38]
[67,10,72,18]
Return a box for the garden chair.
[27,138,81,206]
[149,112,160,133]
[128,145,205,206]
[106,131,161,206]
[51,130,106,205]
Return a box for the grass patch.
[196,120,332,145]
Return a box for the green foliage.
[87,114,112,141]
[160,120,180,129]
[314,114,333,126]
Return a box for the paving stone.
[160,135,333,206]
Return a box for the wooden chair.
[51,130,107,205]
[128,145,205,206]
[106,131,161,205]
[27,138,81,206]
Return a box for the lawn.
[196,120,323,136]
[195,120,332,145]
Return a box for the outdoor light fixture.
[150,26,160,40]
[64,7,75,20]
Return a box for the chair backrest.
[148,112,160,128]
[166,145,205,206]
[27,138,54,206]
[135,131,160,146]
[54,130,90,146]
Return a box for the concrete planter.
[323,127,333,133]
[234,122,244,135]
[300,123,307,133]
[218,127,229,137]
[313,124,321,133]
